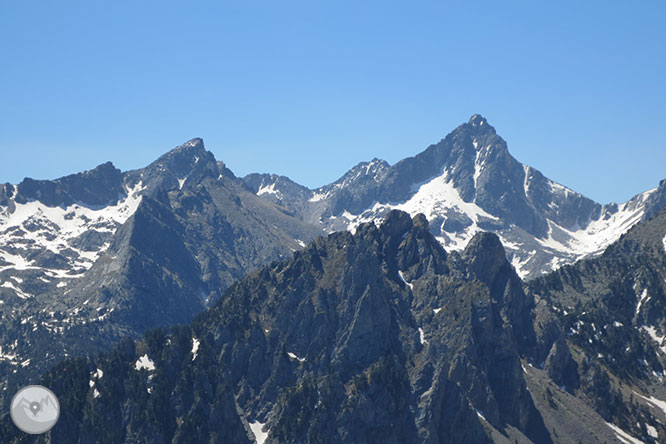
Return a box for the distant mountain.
[0,139,322,407]
[6,209,666,443]
[245,114,666,279]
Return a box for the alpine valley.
[1,115,666,443]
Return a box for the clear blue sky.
[1,1,664,204]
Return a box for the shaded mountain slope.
[526,206,666,443]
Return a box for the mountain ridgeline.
[7,208,666,443]
[245,115,666,279]
[0,139,323,408]
[2,211,557,443]
[1,116,666,443]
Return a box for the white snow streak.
[418,327,428,345]
[398,271,413,290]
[249,421,269,444]
[634,391,666,418]
[191,337,200,361]
[0,281,31,299]
[605,421,645,444]
[287,352,306,362]
[636,289,650,315]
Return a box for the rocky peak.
[379,209,413,239]
[462,232,510,283]
[468,113,486,125]
[128,138,219,193]
[13,161,125,207]
[151,138,212,174]
[326,157,390,189]
[468,113,493,130]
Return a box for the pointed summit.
[465,114,496,135]
[468,114,487,126]
[128,138,219,192]
[159,137,207,161]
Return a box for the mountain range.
[244,115,666,280]
[1,115,665,443]
[4,207,666,443]
[0,140,322,406]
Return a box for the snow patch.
[308,191,327,202]
[537,188,654,260]
[191,337,200,361]
[605,421,645,444]
[473,146,487,188]
[249,421,269,444]
[522,164,532,195]
[335,170,500,251]
[398,271,413,290]
[0,281,31,299]
[418,327,428,345]
[0,181,144,281]
[641,326,666,354]
[635,391,666,418]
[647,424,658,439]
[257,183,280,197]
[636,289,650,314]
[134,354,156,371]
[287,352,305,362]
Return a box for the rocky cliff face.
[1,211,554,443]
[525,207,666,442]
[0,138,323,409]
[5,208,666,443]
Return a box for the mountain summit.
[0,119,665,443]
[468,113,493,130]
[245,115,666,279]
[0,139,323,406]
